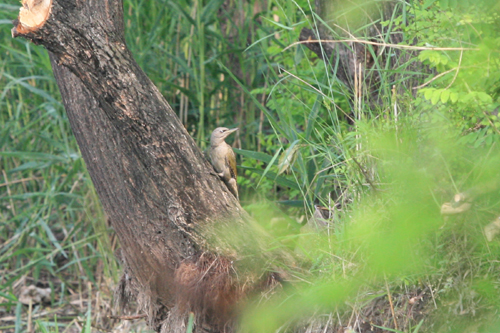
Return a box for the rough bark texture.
[302,0,425,109]
[12,0,253,331]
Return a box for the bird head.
[210,127,238,146]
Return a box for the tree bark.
[12,0,254,331]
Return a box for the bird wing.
[226,147,237,180]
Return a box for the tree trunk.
[12,0,254,331]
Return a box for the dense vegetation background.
[1,0,500,332]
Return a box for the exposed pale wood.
[12,0,52,36]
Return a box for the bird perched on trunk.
[210,127,238,200]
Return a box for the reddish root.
[174,253,245,329]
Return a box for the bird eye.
[220,129,224,133]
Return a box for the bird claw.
[208,170,225,179]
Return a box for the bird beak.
[227,128,238,135]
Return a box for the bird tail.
[227,179,238,201]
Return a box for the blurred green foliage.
[407,1,500,147]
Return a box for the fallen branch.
[284,39,479,53]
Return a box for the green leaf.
[278,140,301,175]
[201,0,225,23]
[258,148,282,188]
[305,95,323,140]
[0,3,19,10]
[39,219,67,258]
[0,291,17,302]
[261,16,293,30]
[186,312,195,333]
[423,88,433,101]
[35,321,50,333]
[167,1,196,26]
[372,324,405,333]
[450,92,459,103]
[250,87,270,95]
[418,50,432,62]
[477,92,493,104]
[83,299,92,333]
[439,54,448,65]
[0,151,68,162]
[277,200,306,207]
[56,255,101,272]
[423,0,438,8]
[9,161,51,173]
[234,148,276,164]
[412,319,424,333]
[240,166,300,190]
[1,74,60,105]
[15,302,22,333]
[431,89,441,105]
[440,89,451,103]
